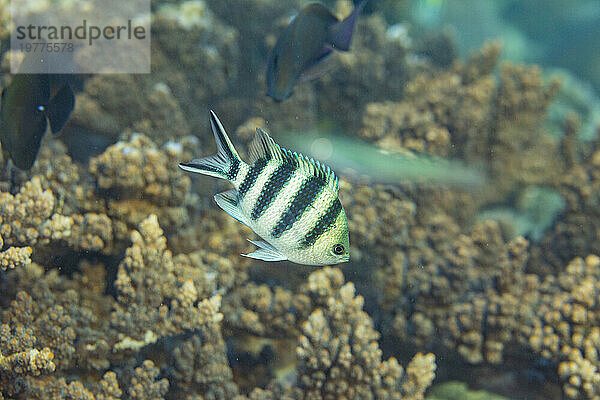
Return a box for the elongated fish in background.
[179,111,350,266]
[266,0,367,101]
[0,74,75,170]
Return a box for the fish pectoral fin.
[214,190,249,227]
[46,83,75,134]
[242,239,288,262]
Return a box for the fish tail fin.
[179,110,242,180]
[328,0,368,51]
[47,83,75,135]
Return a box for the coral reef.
[0,237,31,271]
[523,255,600,399]
[111,214,225,341]
[359,42,561,199]
[232,267,436,400]
[3,0,600,399]
[89,133,194,236]
[532,123,600,271]
[314,2,411,128]
[290,281,435,399]
[0,176,72,248]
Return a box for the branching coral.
[359,42,500,158]
[89,133,193,236]
[235,268,437,400]
[89,134,189,206]
[223,283,311,338]
[520,255,600,399]
[111,215,225,342]
[1,263,115,372]
[0,259,116,398]
[0,234,31,270]
[534,126,600,270]
[0,169,116,256]
[339,182,416,266]
[70,75,191,147]
[292,281,436,399]
[128,360,169,400]
[383,217,530,365]
[169,330,239,399]
[0,176,72,247]
[359,42,561,200]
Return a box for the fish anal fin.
[214,189,248,227]
[242,239,288,262]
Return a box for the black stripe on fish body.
[272,176,325,238]
[251,163,296,221]
[239,158,267,199]
[227,158,240,180]
[301,198,342,247]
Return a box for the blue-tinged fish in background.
[0,73,75,170]
[266,1,367,101]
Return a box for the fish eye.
[333,243,345,255]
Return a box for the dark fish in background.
[266,1,367,101]
[0,73,75,170]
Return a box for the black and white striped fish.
[179,111,350,266]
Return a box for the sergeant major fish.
[266,1,367,101]
[179,111,350,266]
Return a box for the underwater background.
[2,0,600,399]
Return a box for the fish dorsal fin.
[248,127,279,163]
[249,127,339,193]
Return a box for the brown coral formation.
[532,123,600,271]
[0,261,114,398]
[231,267,436,400]
[0,238,31,270]
[384,217,530,364]
[314,5,411,128]
[0,176,72,247]
[291,281,435,400]
[111,214,225,341]
[223,282,311,338]
[359,42,561,200]
[521,255,600,399]
[3,0,600,398]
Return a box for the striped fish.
[179,111,350,266]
